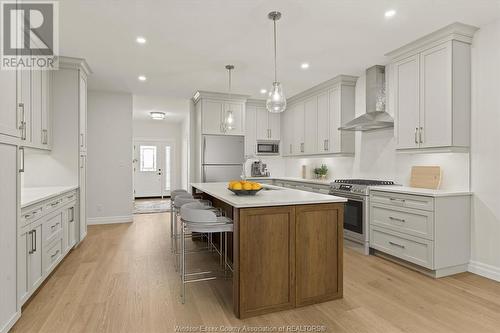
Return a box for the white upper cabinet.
[194,91,247,136]
[255,105,280,140]
[387,23,477,151]
[304,97,318,154]
[0,69,20,138]
[79,72,87,152]
[268,112,280,140]
[245,104,257,155]
[282,75,357,156]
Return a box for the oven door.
[331,191,365,240]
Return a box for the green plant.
[313,164,328,177]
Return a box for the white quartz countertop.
[191,182,346,208]
[369,185,472,197]
[21,186,79,208]
[246,177,333,186]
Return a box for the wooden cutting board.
[410,166,442,189]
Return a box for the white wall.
[469,19,500,281]
[283,72,470,191]
[87,91,133,224]
[133,119,183,191]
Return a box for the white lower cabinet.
[369,190,471,277]
[18,190,78,307]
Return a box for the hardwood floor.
[11,212,500,333]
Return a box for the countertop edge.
[368,186,472,197]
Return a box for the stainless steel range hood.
[339,65,394,131]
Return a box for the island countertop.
[190,182,347,208]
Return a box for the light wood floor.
[11,213,500,333]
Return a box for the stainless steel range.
[330,179,395,254]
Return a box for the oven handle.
[329,192,366,202]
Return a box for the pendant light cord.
[273,18,277,82]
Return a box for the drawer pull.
[24,210,39,219]
[51,250,60,259]
[389,241,405,249]
[389,198,406,203]
[389,216,406,223]
[50,222,60,231]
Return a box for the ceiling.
[59,0,500,99]
[132,95,189,122]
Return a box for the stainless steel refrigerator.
[202,135,244,182]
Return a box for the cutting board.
[410,166,442,189]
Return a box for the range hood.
[339,65,394,131]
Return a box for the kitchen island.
[191,182,347,318]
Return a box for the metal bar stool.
[179,201,233,304]
[170,190,190,253]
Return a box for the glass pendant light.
[225,64,235,131]
[266,11,286,113]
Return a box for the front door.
[133,141,173,198]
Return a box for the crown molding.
[192,90,250,103]
[246,98,266,107]
[56,56,92,75]
[385,22,479,60]
[287,74,358,105]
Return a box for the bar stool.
[179,202,233,303]
[170,190,190,253]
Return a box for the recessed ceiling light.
[301,63,310,69]
[260,89,267,94]
[384,9,396,18]
[138,75,147,81]
[136,36,147,44]
[150,111,165,120]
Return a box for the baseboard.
[87,215,133,225]
[468,260,500,282]
[0,310,20,333]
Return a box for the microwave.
[256,141,280,155]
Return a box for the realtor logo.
[1,1,59,70]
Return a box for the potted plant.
[313,164,328,180]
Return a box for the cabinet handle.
[80,133,84,148]
[419,127,423,144]
[389,216,406,223]
[69,207,75,222]
[42,129,48,144]
[51,222,60,231]
[389,241,405,249]
[289,144,292,154]
[18,103,26,140]
[389,198,405,203]
[34,229,37,252]
[28,231,34,254]
[19,147,25,173]
[414,127,418,144]
[51,250,60,259]
[300,143,304,153]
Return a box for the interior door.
[134,141,173,198]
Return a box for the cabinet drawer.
[43,213,63,244]
[43,238,63,274]
[371,204,434,240]
[21,206,43,227]
[44,196,65,213]
[370,191,434,211]
[370,226,434,269]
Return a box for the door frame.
[133,138,177,198]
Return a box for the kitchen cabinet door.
[41,71,51,148]
[0,69,19,138]
[268,112,280,140]
[255,106,268,140]
[292,103,305,154]
[79,154,87,241]
[79,72,87,152]
[31,69,43,147]
[202,100,224,134]
[281,107,293,156]
[395,55,420,149]
[245,105,257,155]
[304,97,318,154]
[18,229,29,306]
[224,102,244,135]
[28,224,43,292]
[317,92,329,153]
[0,143,18,329]
[329,88,341,153]
[18,69,32,143]
[420,43,452,148]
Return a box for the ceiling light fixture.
[384,9,396,18]
[224,65,235,132]
[138,75,147,81]
[136,36,147,44]
[266,11,286,113]
[150,111,165,120]
[260,89,267,94]
[301,63,310,69]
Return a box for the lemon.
[243,182,253,191]
[232,183,242,190]
[251,183,262,190]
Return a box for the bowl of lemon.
[227,180,263,196]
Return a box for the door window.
[140,145,157,172]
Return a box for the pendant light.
[266,11,286,113]
[224,64,235,132]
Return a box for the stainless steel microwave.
[256,141,280,155]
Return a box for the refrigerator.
[202,135,244,182]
